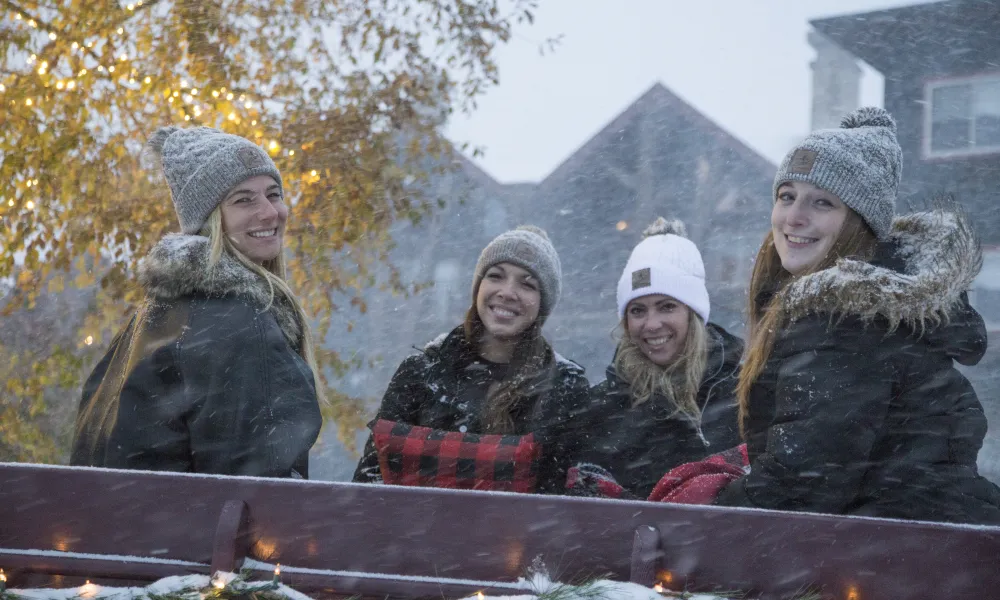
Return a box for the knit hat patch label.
[513,242,537,263]
[237,147,267,170]
[631,267,651,290]
[789,149,817,174]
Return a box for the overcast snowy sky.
[445,0,932,183]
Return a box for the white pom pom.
[146,126,181,157]
[642,217,687,239]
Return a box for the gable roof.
[811,0,998,73]
[536,82,774,193]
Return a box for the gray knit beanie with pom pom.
[773,106,902,240]
[146,126,282,234]
[617,217,709,323]
[472,225,562,320]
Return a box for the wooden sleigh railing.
[1,461,999,599]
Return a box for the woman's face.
[771,180,848,275]
[626,294,691,367]
[476,263,541,341]
[219,175,287,264]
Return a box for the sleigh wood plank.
[1,462,998,599]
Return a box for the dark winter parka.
[576,323,744,499]
[71,234,322,478]
[352,326,591,493]
[715,209,1000,524]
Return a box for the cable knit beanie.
[773,106,902,240]
[472,225,562,320]
[617,217,710,323]
[147,126,283,234]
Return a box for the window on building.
[433,260,461,322]
[926,74,1000,158]
[483,199,508,238]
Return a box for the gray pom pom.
[642,217,687,239]
[146,126,181,157]
[840,107,896,133]
[516,224,550,241]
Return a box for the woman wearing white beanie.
[568,218,744,499]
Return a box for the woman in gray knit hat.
[71,126,322,479]
[353,225,590,494]
[713,107,1000,524]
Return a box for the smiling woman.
[717,107,1000,525]
[71,126,323,479]
[569,217,744,500]
[352,226,591,495]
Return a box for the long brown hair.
[75,206,325,456]
[614,309,709,424]
[736,209,878,433]
[462,295,552,435]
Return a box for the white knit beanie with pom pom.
[472,225,562,320]
[616,217,710,323]
[146,126,282,234]
[773,106,902,240]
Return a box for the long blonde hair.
[75,207,325,456]
[614,309,709,424]
[736,209,878,433]
[462,296,553,435]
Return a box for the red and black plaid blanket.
[371,419,540,493]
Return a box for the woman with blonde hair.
[714,107,1000,523]
[570,218,743,499]
[71,126,323,478]
[352,226,590,494]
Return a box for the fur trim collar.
[137,234,301,346]
[782,208,982,331]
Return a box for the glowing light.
[244,101,252,109]
[116,27,123,34]
[0,84,5,92]
[48,32,57,40]
[212,578,225,590]
[25,98,32,106]
[127,3,135,9]
[14,13,21,20]
[190,88,198,95]
[28,54,36,63]
[180,79,188,88]
[184,115,190,121]
[120,53,127,61]
[251,120,257,126]
[87,41,94,48]
[310,170,317,177]
[85,336,93,345]
[56,81,64,90]
[226,92,234,100]
[7,199,13,207]
[28,19,36,28]
[71,41,78,49]
[654,583,664,593]
[268,140,279,151]
[227,112,236,121]
[79,68,87,76]
[616,220,628,231]
[108,65,115,73]
[288,150,294,156]
[211,90,219,98]
[172,90,179,97]
[144,76,151,84]
[476,593,485,600]
[97,65,104,72]
[168,97,174,103]
[847,587,860,600]
[25,200,35,210]
[67,81,75,90]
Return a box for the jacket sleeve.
[534,369,593,495]
[716,318,894,513]
[352,354,429,483]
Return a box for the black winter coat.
[716,210,1000,524]
[576,323,744,498]
[71,234,322,478]
[352,326,591,493]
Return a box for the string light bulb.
[212,577,225,590]
[180,79,188,88]
[0,569,6,593]
[108,65,115,73]
[25,98,32,106]
[144,76,151,84]
[71,41,78,49]
[116,27,123,34]
[85,336,93,345]
[211,90,219,98]
[226,92,234,100]
[67,81,75,90]
[272,564,281,586]
[0,84,5,92]
[48,32,57,40]
[26,200,35,210]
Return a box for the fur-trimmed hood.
[781,208,986,363]
[137,233,301,346]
